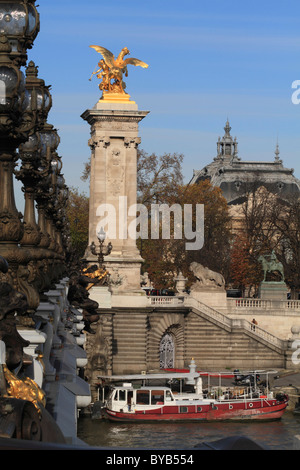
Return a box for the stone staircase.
[88,295,292,379]
[185,297,287,352]
[146,295,289,370]
[111,310,149,374]
[184,297,288,370]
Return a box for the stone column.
[81,100,149,297]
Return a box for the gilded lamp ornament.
[89,45,148,101]
[90,227,112,268]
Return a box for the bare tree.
[270,195,300,298]
[137,149,184,206]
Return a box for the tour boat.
[99,367,288,422]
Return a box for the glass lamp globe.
[97,227,106,242]
[0,65,20,110]
[0,2,40,64]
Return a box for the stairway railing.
[147,295,288,352]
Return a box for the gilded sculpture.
[3,364,46,414]
[89,46,148,98]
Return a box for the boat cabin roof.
[112,385,172,391]
[99,372,200,381]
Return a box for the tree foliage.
[66,187,89,259]
[140,179,232,289]
[137,149,184,206]
[270,195,300,297]
[230,232,263,296]
[176,180,232,280]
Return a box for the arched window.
[159,333,174,369]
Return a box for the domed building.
[189,120,300,205]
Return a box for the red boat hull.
[104,398,288,422]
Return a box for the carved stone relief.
[107,147,125,196]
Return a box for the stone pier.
[81,98,149,297]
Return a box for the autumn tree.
[175,180,232,286]
[137,149,184,206]
[81,148,184,206]
[228,184,277,295]
[79,151,232,289]
[141,180,232,289]
[241,183,276,256]
[230,232,263,296]
[66,187,89,259]
[270,195,300,298]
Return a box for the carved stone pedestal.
[81,99,149,294]
[259,281,288,301]
[190,286,227,309]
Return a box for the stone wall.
[85,305,287,401]
[223,298,300,340]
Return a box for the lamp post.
[90,227,112,268]
[0,35,30,286]
[35,124,66,285]
[17,62,51,248]
[0,1,40,289]
[0,0,40,67]
[36,123,60,254]
[14,61,54,310]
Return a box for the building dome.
[189,121,300,205]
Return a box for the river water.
[77,411,300,450]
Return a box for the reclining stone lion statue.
[190,262,225,289]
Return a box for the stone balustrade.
[16,277,91,445]
[227,298,300,312]
[146,294,294,349]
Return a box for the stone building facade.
[84,300,292,401]
[189,120,300,204]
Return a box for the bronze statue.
[67,267,104,334]
[89,46,148,95]
[258,250,285,282]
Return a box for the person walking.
[251,318,258,331]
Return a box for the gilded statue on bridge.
[89,45,148,99]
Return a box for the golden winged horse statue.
[89,45,148,97]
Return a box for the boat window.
[151,390,164,405]
[180,406,188,413]
[136,390,150,405]
[127,391,133,404]
[197,406,202,412]
[116,390,126,401]
[165,390,172,402]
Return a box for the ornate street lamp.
[17,132,41,247]
[90,227,112,268]
[0,0,40,66]
[0,0,41,293]
[36,124,60,251]
[13,60,53,309]
[0,35,29,269]
[16,61,51,246]
[23,60,52,128]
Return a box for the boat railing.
[263,398,272,407]
[206,385,263,402]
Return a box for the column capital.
[88,136,110,149]
[124,137,141,148]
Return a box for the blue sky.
[15,0,300,208]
